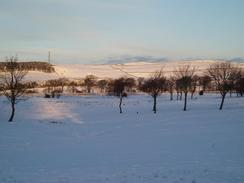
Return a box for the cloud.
[104,55,168,64]
[226,57,244,63]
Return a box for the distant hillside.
[10,60,243,82]
[0,61,55,73]
[52,60,244,79]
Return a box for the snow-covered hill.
[25,60,244,81]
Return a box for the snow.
[0,94,244,183]
[24,60,244,81]
[25,71,60,82]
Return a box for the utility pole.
[48,51,51,64]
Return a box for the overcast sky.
[0,0,243,64]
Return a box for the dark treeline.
[0,61,55,73]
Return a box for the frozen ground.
[0,94,244,183]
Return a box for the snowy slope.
[0,94,244,183]
[25,60,244,81]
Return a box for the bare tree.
[137,77,144,90]
[113,77,128,113]
[1,57,28,122]
[175,78,183,100]
[67,80,78,93]
[125,77,136,92]
[83,75,97,93]
[26,81,38,90]
[207,62,241,110]
[44,79,62,97]
[190,75,199,99]
[140,70,166,113]
[174,65,196,111]
[44,80,53,93]
[236,76,244,97]
[166,77,175,100]
[199,75,212,93]
[97,79,109,93]
[0,82,3,94]
[57,78,68,93]
[229,69,242,98]
[24,81,38,94]
[0,75,4,95]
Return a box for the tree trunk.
[219,93,226,110]
[170,92,173,100]
[183,92,187,111]
[180,92,182,100]
[119,93,123,113]
[153,95,157,113]
[191,92,194,99]
[9,102,15,122]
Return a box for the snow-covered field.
[25,60,244,81]
[0,94,244,183]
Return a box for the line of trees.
[40,63,244,113]
[1,57,244,121]
[0,61,55,73]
